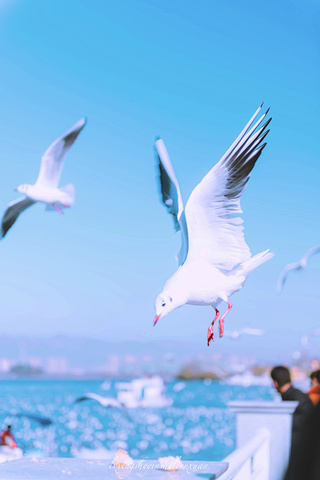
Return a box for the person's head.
[270,365,291,392]
[310,370,320,388]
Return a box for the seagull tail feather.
[236,249,274,278]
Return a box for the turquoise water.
[0,379,274,461]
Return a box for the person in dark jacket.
[270,365,314,458]
[283,401,320,480]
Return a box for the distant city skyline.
[0,0,318,361]
[0,330,319,379]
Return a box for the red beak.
[153,314,161,326]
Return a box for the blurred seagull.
[74,393,130,420]
[1,118,86,238]
[277,245,320,292]
[153,104,274,345]
[15,413,53,427]
[75,393,124,408]
[300,328,320,347]
[224,326,265,340]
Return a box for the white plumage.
[1,118,86,238]
[75,393,124,409]
[74,392,131,421]
[153,104,274,345]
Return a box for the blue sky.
[0,0,319,354]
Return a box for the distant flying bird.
[1,118,86,238]
[15,413,53,427]
[300,328,320,347]
[75,393,124,408]
[224,326,265,340]
[153,104,274,346]
[74,393,130,420]
[277,245,320,292]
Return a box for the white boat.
[223,372,272,387]
[116,376,173,408]
[0,446,23,463]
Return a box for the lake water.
[0,378,275,461]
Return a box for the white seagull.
[1,118,86,238]
[153,104,274,345]
[75,393,130,420]
[75,393,124,408]
[277,245,320,292]
[224,326,265,340]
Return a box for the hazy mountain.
[0,328,318,374]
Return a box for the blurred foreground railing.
[219,428,270,480]
[0,401,299,480]
[220,401,299,480]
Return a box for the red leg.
[219,302,232,338]
[53,203,64,214]
[208,309,219,346]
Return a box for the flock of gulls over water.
[1,103,318,346]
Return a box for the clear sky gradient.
[0,0,319,355]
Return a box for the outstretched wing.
[75,393,131,420]
[75,393,104,403]
[154,138,188,265]
[75,393,120,408]
[302,245,320,265]
[75,396,90,403]
[277,261,301,292]
[35,118,86,188]
[1,196,36,238]
[15,413,53,426]
[185,104,271,270]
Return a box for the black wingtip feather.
[258,142,267,152]
[264,117,272,129]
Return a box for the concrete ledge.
[0,458,229,480]
[228,401,299,415]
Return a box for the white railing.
[227,401,297,480]
[219,428,270,480]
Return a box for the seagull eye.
[161,302,166,307]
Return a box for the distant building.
[105,355,120,376]
[291,365,308,382]
[9,364,43,376]
[28,357,43,369]
[46,356,68,375]
[311,359,320,371]
[0,358,15,373]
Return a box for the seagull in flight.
[75,393,124,408]
[15,413,53,426]
[1,118,86,238]
[224,326,265,340]
[75,393,130,420]
[153,104,274,345]
[277,245,320,292]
